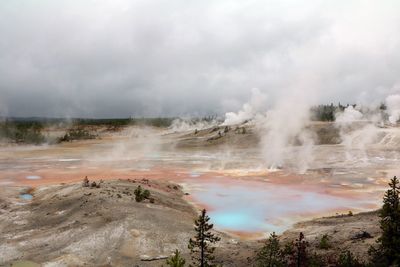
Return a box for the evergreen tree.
[166,249,186,267]
[256,232,283,267]
[318,234,331,250]
[289,232,308,267]
[134,185,144,202]
[188,209,220,267]
[337,250,364,267]
[134,185,150,202]
[370,176,400,265]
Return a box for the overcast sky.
[1,0,400,118]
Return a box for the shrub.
[286,232,309,267]
[348,211,353,216]
[58,128,96,142]
[134,185,143,202]
[82,176,89,187]
[134,185,151,202]
[142,189,150,199]
[318,234,331,250]
[166,249,186,267]
[308,253,327,267]
[337,250,364,267]
[256,232,283,267]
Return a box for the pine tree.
[370,176,400,265]
[166,249,186,267]
[188,209,220,267]
[337,250,364,267]
[289,232,308,267]
[134,185,150,202]
[134,185,143,202]
[256,232,283,267]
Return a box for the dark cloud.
[0,0,400,117]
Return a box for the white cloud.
[0,0,399,117]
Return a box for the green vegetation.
[338,250,364,267]
[310,103,347,121]
[318,234,331,250]
[348,211,353,216]
[0,120,45,144]
[0,116,183,145]
[310,102,388,122]
[132,117,175,128]
[253,231,366,266]
[256,232,283,267]
[73,117,176,128]
[58,128,96,142]
[73,118,132,127]
[291,232,309,267]
[369,176,400,266]
[134,185,150,202]
[257,232,322,266]
[188,209,220,267]
[166,250,186,267]
[72,117,179,128]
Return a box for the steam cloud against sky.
[1,1,400,118]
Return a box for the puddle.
[190,171,202,177]
[58,158,81,162]
[25,175,41,180]
[19,194,33,200]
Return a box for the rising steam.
[222,87,400,174]
[169,118,219,133]
[386,94,400,125]
[221,82,317,173]
[222,88,268,126]
[259,87,316,173]
[335,106,363,123]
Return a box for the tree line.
[310,103,387,122]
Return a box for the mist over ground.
[3,2,400,266]
[1,1,400,118]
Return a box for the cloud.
[0,0,400,117]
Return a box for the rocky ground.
[0,178,382,266]
[280,211,380,263]
[0,179,257,267]
[169,121,345,149]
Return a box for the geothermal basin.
[0,125,397,238]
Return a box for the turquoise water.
[190,171,202,177]
[20,194,33,200]
[213,212,264,230]
[25,175,41,180]
[186,178,371,234]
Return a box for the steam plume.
[386,94,400,124]
[222,88,267,126]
